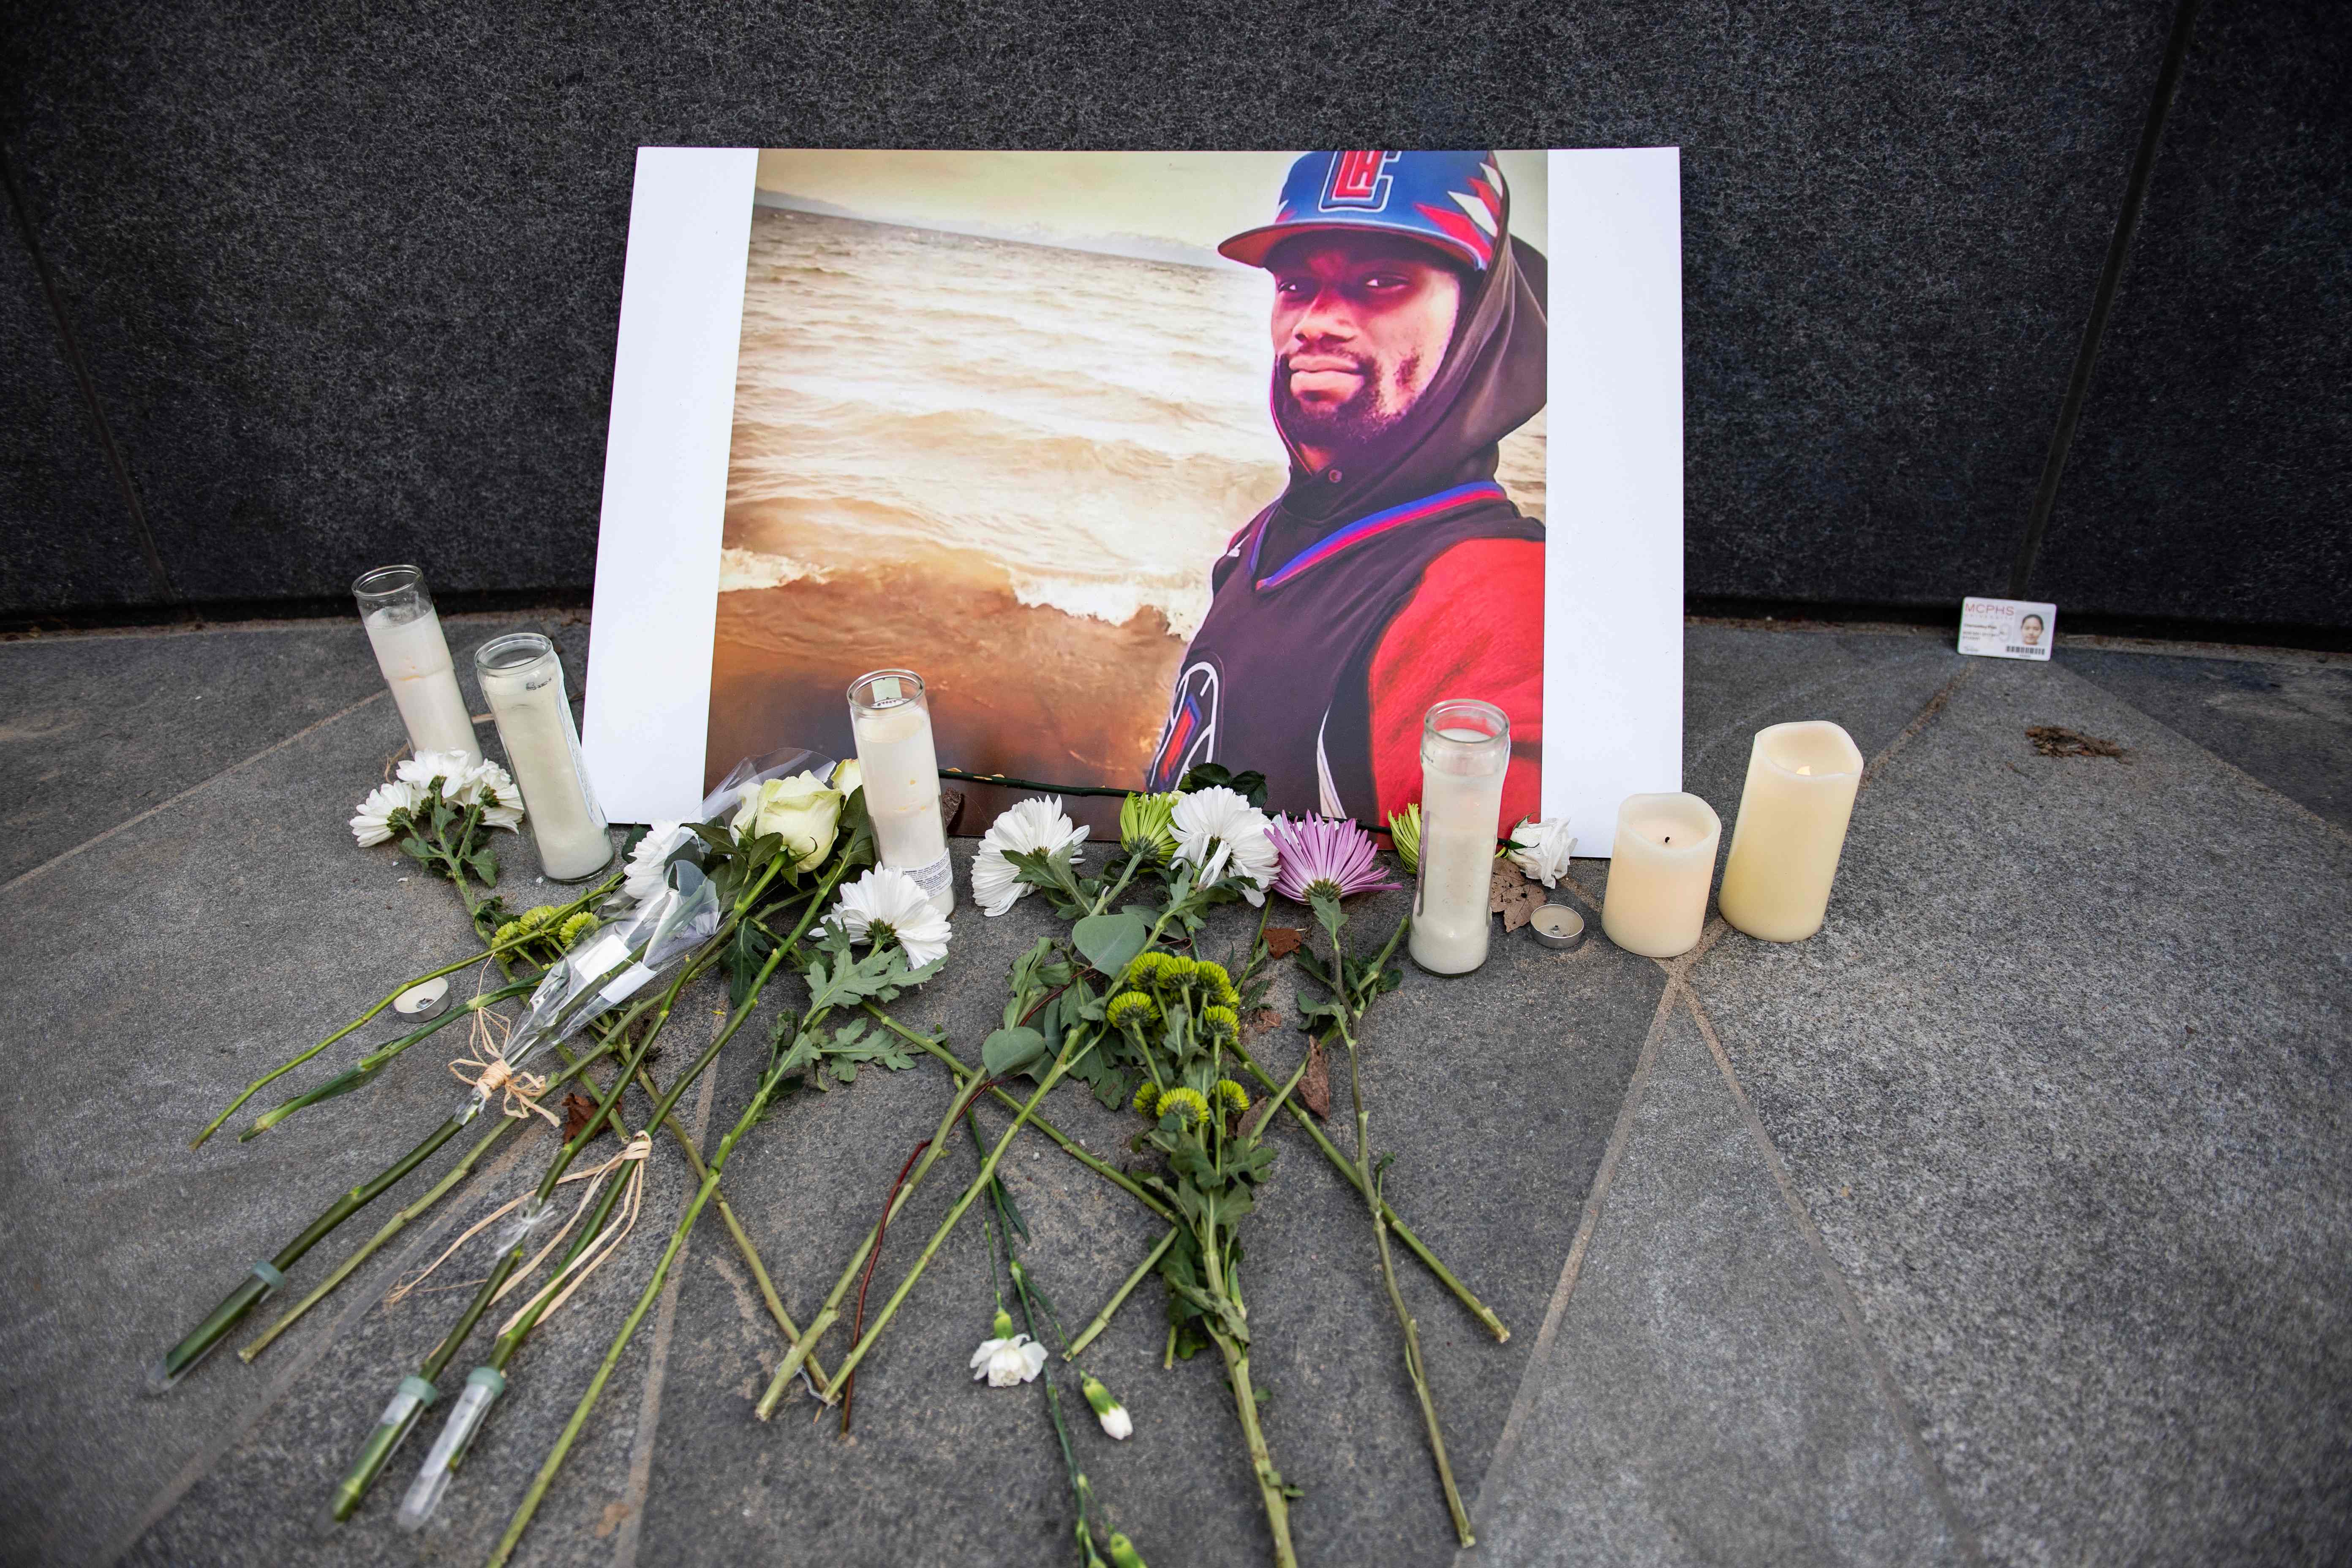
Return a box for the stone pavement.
[0,616,2345,1567]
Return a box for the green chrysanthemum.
[1214,1078,1250,1112]
[1126,952,1167,984]
[1387,802,1423,874]
[493,919,524,946]
[1156,1087,1209,1127]
[1106,991,1158,1029]
[1160,955,1200,986]
[1119,790,1181,863]
[1131,1082,1161,1116]
[558,911,600,949]
[519,904,559,931]
[1200,1004,1240,1040]
[1195,959,1241,1008]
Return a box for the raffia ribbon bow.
[387,1131,654,1317]
[450,1048,559,1127]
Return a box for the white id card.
[1959,597,2056,662]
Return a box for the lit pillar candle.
[354,564,480,762]
[473,632,612,882]
[848,669,954,918]
[1600,793,1721,957]
[1408,699,1509,976]
[1718,720,1863,942]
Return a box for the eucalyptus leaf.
[1072,910,1150,977]
[982,1025,1047,1077]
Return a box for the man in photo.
[1147,150,1547,824]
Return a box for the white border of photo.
[587,147,1688,854]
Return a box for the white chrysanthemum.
[624,821,692,904]
[397,751,525,831]
[1506,817,1576,888]
[971,1331,1048,1388]
[350,779,423,847]
[970,796,1089,917]
[1171,786,1278,906]
[826,866,953,968]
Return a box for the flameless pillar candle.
[1599,793,1722,957]
[473,633,612,882]
[1408,699,1509,976]
[354,565,480,762]
[1718,720,1864,942]
[848,669,954,918]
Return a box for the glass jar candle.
[354,564,480,762]
[1408,698,1510,975]
[473,632,612,882]
[847,669,954,918]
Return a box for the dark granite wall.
[1,0,2343,632]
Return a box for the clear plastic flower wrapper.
[451,863,721,1128]
[396,1366,506,1530]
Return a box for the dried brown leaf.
[561,1092,604,1143]
[1244,1007,1282,1039]
[1489,861,1543,932]
[2026,725,2126,760]
[1297,1037,1331,1119]
[1264,926,1306,958]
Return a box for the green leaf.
[982,1025,1047,1077]
[1072,911,1149,977]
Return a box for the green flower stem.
[1227,1036,1508,1343]
[1086,847,1148,918]
[1337,1011,1473,1545]
[238,979,540,1141]
[326,947,712,1520]
[628,1054,829,1389]
[188,913,588,1150]
[1198,1239,1294,1568]
[861,1004,1175,1224]
[818,1029,1102,1402]
[1063,1226,1176,1361]
[233,1034,620,1364]
[751,1066,1001,1420]
[482,939,791,1378]
[485,1002,805,1568]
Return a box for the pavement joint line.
[1686,645,1955,786]
[100,1121,551,1566]
[1680,985,1989,1568]
[1458,967,1683,1554]
[0,687,391,901]
[610,1049,720,1568]
[1861,663,1976,790]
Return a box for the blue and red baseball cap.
[1218,150,1509,273]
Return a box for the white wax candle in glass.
[1718,720,1863,942]
[1408,698,1509,976]
[847,669,954,918]
[473,632,612,882]
[354,564,480,762]
[1599,792,1722,958]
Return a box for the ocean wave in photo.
[722,208,1546,640]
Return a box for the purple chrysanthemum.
[1268,814,1402,904]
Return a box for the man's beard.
[1274,352,1418,463]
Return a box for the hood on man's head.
[1223,150,1546,525]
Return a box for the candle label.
[894,851,953,899]
[1958,596,2055,662]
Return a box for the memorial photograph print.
[706,149,1550,829]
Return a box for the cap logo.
[1320,151,1400,212]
